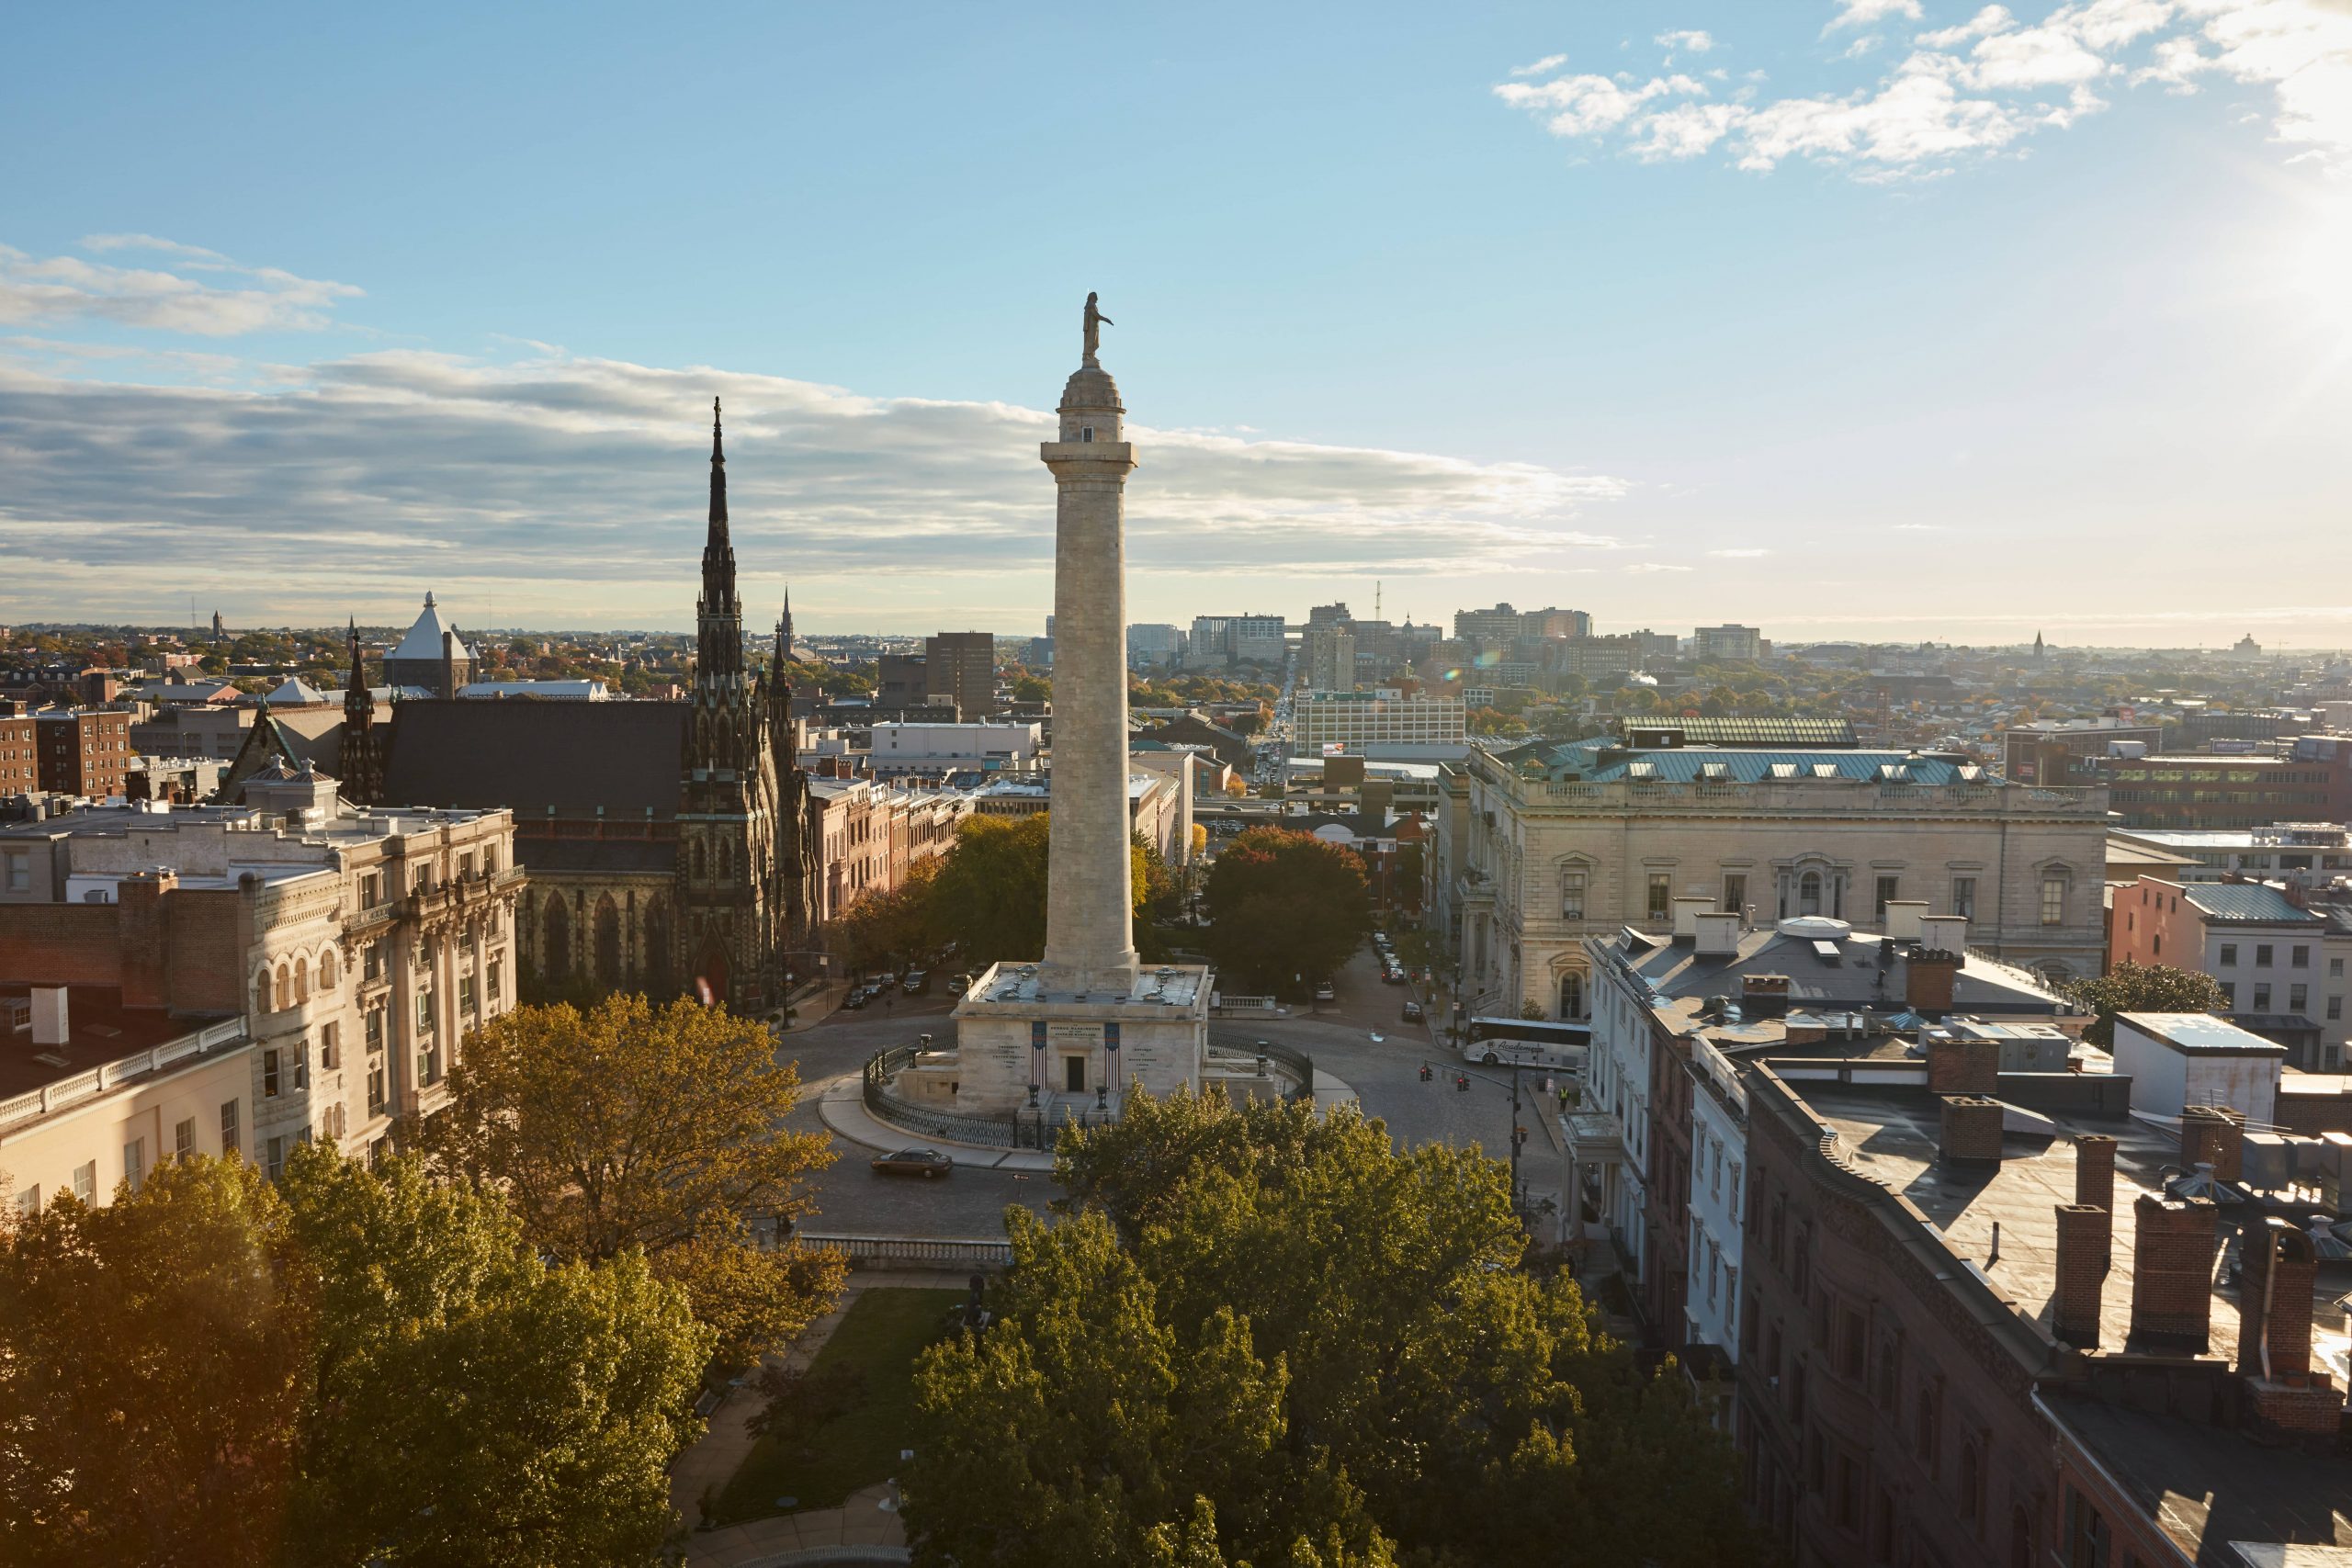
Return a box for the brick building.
[34,708,132,799]
[0,714,33,798]
[2085,736,2352,830]
[2109,877,2346,1069]
[924,631,1000,718]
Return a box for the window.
[3,852,28,893]
[1799,871,1823,916]
[319,1021,338,1071]
[2290,984,2307,1012]
[2291,944,2310,968]
[123,1137,145,1193]
[364,940,383,982]
[2256,943,2274,967]
[365,1008,384,1053]
[1647,873,1671,922]
[2331,957,2345,979]
[459,972,477,1016]
[368,1058,388,1115]
[74,1160,97,1203]
[175,1118,196,1161]
[1952,876,1976,919]
[1561,867,1587,920]
[2041,875,2067,926]
[2220,943,2238,966]
[220,1100,240,1158]
[1723,872,1747,914]
[2218,982,2236,1009]
[1875,875,1900,923]
[2254,985,2271,1012]
[263,1048,282,1098]
[13,1186,37,1218]
[1958,1441,1984,1529]
[489,957,503,1005]
[419,1043,439,1088]
[416,989,434,1033]
[266,1136,285,1183]
[2329,996,2343,1021]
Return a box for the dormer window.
[1080,425,1094,442]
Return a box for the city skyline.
[5,2,2348,643]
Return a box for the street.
[776,942,1552,1240]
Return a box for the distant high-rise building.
[1306,626,1357,693]
[925,631,999,717]
[1127,623,1184,671]
[1691,624,1763,661]
[1306,602,1353,630]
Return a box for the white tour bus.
[1459,1016,1590,1072]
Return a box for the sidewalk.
[816,1064,1360,1171]
[672,1270,973,1567]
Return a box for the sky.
[3,1,2349,646]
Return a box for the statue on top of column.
[1082,291,1113,366]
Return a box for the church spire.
[696,397,742,680]
[341,615,379,806]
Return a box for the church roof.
[265,677,334,705]
[389,593,473,663]
[379,700,688,817]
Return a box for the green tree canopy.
[2066,960,2227,1047]
[915,812,1158,967]
[904,1090,1760,1568]
[414,994,842,1368]
[1202,827,1370,992]
[0,1148,713,1568]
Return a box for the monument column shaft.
[1040,373,1138,992]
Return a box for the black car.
[842,987,870,1010]
[1401,999,1425,1023]
[871,1147,954,1179]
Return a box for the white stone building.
[1430,732,2109,1022]
[1293,692,1466,757]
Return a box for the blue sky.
[4,1,2347,645]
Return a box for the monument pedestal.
[929,960,1211,1114]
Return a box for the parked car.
[842,987,870,1010]
[871,1147,954,1179]
[1313,981,1336,1003]
[902,970,930,995]
[1401,999,1425,1023]
[947,972,973,996]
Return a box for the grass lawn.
[712,1286,962,1524]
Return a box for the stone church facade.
[366,403,820,1013]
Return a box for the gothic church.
[364,403,820,1012]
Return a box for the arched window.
[694,840,706,878]
[275,964,291,1011]
[644,899,673,995]
[1958,1441,1984,1529]
[543,895,572,982]
[255,970,273,1016]
[1799,872,1823,917]
[1559,972,1584,1019]
[319,948,338,989]
[293,957,309,1003]
[2009,1505,2032,1568]
[594,897,622,987]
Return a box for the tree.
[0,1153,309,1565]
[2066,960,2226,1047]
[413,995,842,1368]
[905,1090,1761,1568]
[916,812,1159,968]
[1201,828,1370,992]
[1011,672,1053,703]
[0,1149,715,1568]
[278,1144,712,1566]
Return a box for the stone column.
[1038,356,1139,993]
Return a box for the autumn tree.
[918,812,1159,967]
[1201,827,1370,992]
[2067,960,2227,1047]
[905,1090,1762,1568]
[414,994,843,1368]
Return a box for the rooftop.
[1497,738,1997,786]
[960,960,1210,1010]
[1615,923,2069,1016]
[2176,883,2328,925]
[2119,1011,2291,1055]
[0,986,243,1111]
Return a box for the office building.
[1294,692,1466,757]
[925,631,1000,718]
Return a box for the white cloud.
[0,346,1634,625]
[1498,0,2352,176]
[1510,52,1568,76]
[1656,28,1716,57]
[1623,561,1695,572]
[1844,35,1885,57]
[1826,0,1926,34]
[0,236,361,336]
[1708,547,1772,558]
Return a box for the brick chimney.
[441,629,458,702]
[2128,1193,2218,1352]
[1927,1033,1998,1095]
[2075,1134,2117,1268]
[2235,1215,2318,1382]
[1906,949,1962,1015]
[2179,1106,2245,1182]
[115,868,178,1009]
[2052,1203,2110,1348]
[1741,974,1792,1017]
[1939,1095,2005,1167]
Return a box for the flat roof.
[0,986,239,1103]
[2118,1012,2289,1055]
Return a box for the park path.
[673,1270,975,1567]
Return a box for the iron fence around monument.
[862,1045,1022,1147]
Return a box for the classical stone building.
[1430,729,2109,1021]
[370,404,820,1012]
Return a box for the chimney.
[1884,900,1928,942]
[2235,1215,2319,1382]
[441,629,458,701]
[1740,973,1792,1017]
[1671,897,1713,942]
[1939,1095,2005,1167]
[1918,914,1969,956]
[29,985,70,1046]
[116,868,178,1009]
[1928,1033,1998,1095]
[2128,1192,2218,1352]
[2180,1106,2245,1182]
[1694,910,1742,956]
[1906,948,1962,1014]
[2074,1134,2117,1269]
[2052,1203,2110,1348]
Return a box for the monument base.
[895,959,1211,1116]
